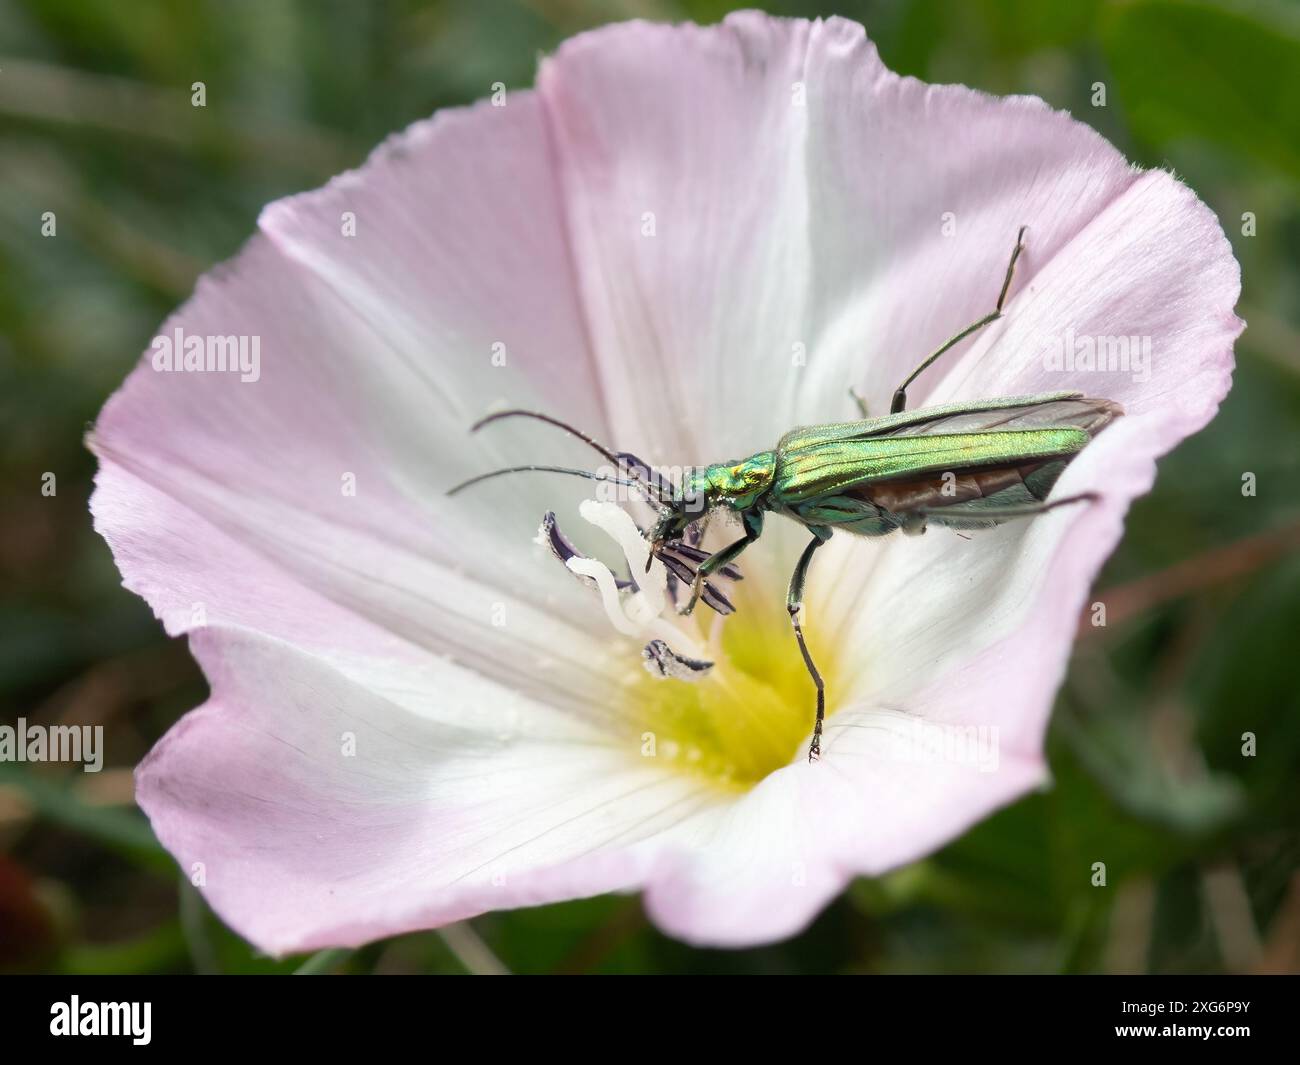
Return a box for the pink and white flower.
[90,13,1241,953]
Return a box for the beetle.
[449,229,1122,762]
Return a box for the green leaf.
[1102,0,1300,179]
[60,922,188,975]
[293,948,353,975]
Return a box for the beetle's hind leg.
[788,528,833,762]
[889,225,1028,414]
[920,491,1098,528]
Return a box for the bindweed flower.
[90,13,1241,953]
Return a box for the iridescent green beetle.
[450,229,1121,761]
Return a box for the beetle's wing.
[870,394,1122,440]
[778,391,1097,453]
[773,427,1092,505]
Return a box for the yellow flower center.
[626,575,844,788]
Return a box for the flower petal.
[138,627,721,955]
[540,14,818,464]
[538,12,1152,460]
[643,727,1047,946]
[90,93,645,711]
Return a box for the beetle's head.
[647,468,712,555]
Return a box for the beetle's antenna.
[469,408,677,502]
[471,410,621,464]
[447,464,666,502]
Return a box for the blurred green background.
[1,0,1297,975]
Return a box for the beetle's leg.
[682,511,763,616]
[848,387,870,419]
[889,225,1027,414]
[919,491,1098,524]
[788,528,833,762]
